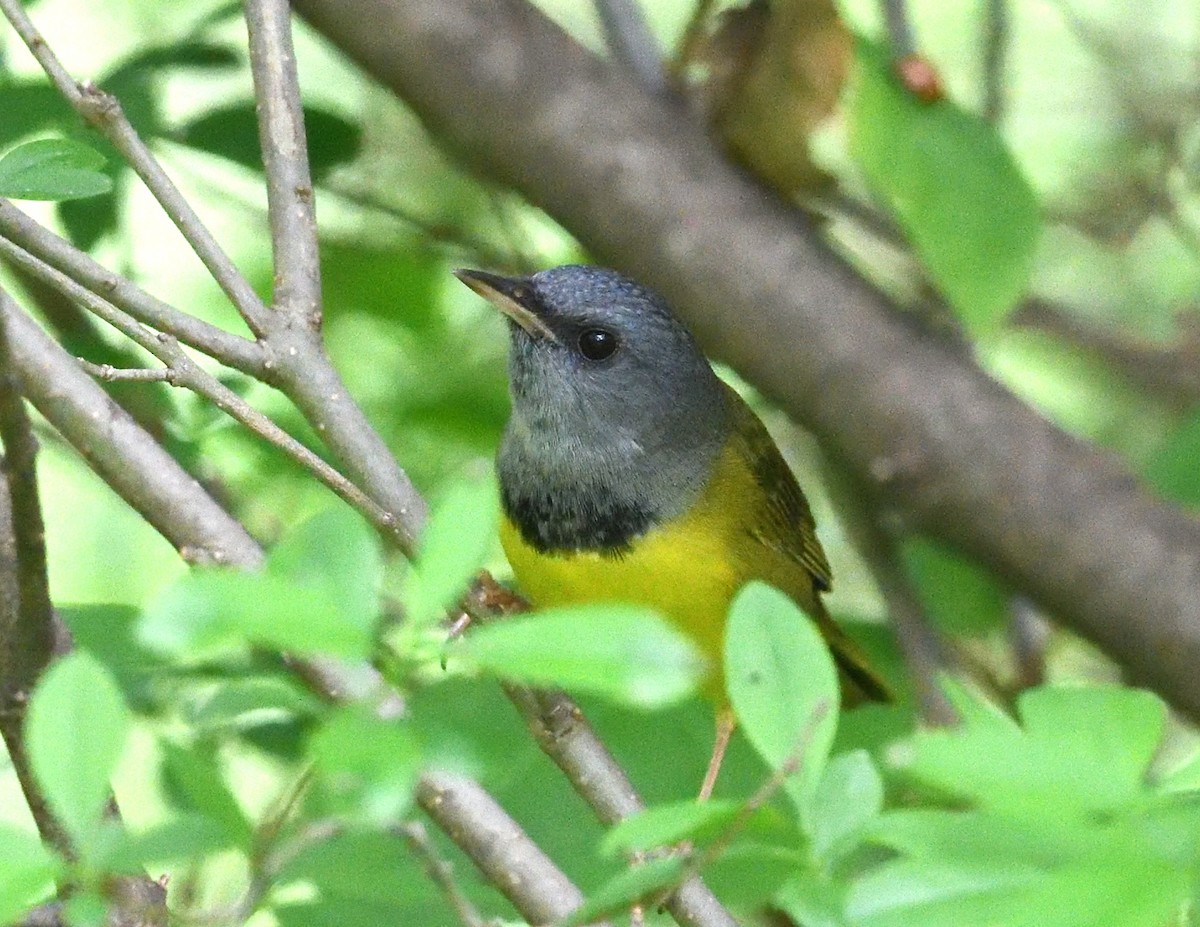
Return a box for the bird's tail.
[812,596,892,706]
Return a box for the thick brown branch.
[292,0,1200,719]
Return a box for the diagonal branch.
[291,0,1200,720]
[0,239,407,547]
[0,291,263,567]
[593,0,665,92]
[417,771,610,927]
[0,0,273,336]
[0,199,268,377]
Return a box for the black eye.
[577,328,618,361]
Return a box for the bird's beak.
[453,268,559,343]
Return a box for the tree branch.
[244,0,324,327]
[291,0,1200,720]
[504,685,739,927]
[0,238,409,548]
[0,199,268,378]
[416,770,612,927]
[0,306,71,859]
[0,0,273,336]
[883,0,917,58]
[0,291,263,567]
[822,457,958,726]
[593,0,665,93]
[396,821,489,927]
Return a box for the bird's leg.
[698,708,736,801]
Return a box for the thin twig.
[459,577,740,927]
[692,701,829,873]
[325,184,520,269]
[7,0,428,556]
[1014,298,1200,406]
[0,0,273,336]
[244,0,323,327]
[671,0,716,80]
[982,0,1008,123]
[1008,595,1047,691]
[0,236,407,547]
[1,291,263,567]
[77,360,175,383]
[289,657,598,927]
[593,0,666,92]
[0,301,70,859]
[0,199,268,377]
[882,0,917,58]
[398,821,490,927]
[821,454,959,727]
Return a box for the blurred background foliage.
[3,0,1200,924]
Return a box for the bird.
[455,264,888,797]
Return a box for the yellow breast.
[499,437,791,698]
[500,501,740,670]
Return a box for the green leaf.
[0,825,57,923]
[847,852,1189,927]
[847,858,1046,927]
[103,814,232,872]
[268,507,382,634]
[140,571,373,658]
[0,138,112,200]
[25,652,130,851]
[275,829,428,906]
[936,675,1017,731]
[0,82,72,148]
[140,508,381,660]
[159,743,253,847]
[775,870,850,927]
[900,538,1009,636]
[57,185,120,250]
[810,750,884,865]
[562,856,687,927]
[900,686,1166,818]
[402,475,499,627]
[463,604,705,709]
[600,800,742,857]
[184,676,321,734]
[848,42,1040,331]
[176,103,362,181]
[309,707,423,826]
[863,809,1090,866]
[106,41,240,76]
[1155,747,1200,794]
[1146,408,1200,506]
[725,582,838,825]
[58,604,169,710]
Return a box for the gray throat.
[497,400,727,555]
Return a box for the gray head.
[455,264,729,553]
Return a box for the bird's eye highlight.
[577,328,618,361]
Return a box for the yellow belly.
[500,501,742,696]
[497,387,839,702]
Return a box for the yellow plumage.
[501,385,884,704]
